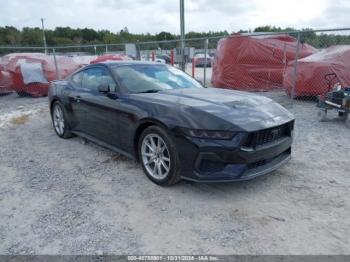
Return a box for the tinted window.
[72,71,83,86]
[112,64,202,93]
[81,67,117,92]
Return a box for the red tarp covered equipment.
[283,45,350,97]
[0,53,131,97]
[90,54,132,64]
[0,53,79,97]
[212,34,317,91]
[0,57,12,94]
[0,70,12,95]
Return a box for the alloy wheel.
[141,133,171,180]
[53,104,65,135]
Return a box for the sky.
[0,0,349,34]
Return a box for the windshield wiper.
[137,89,162,93]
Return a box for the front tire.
[338,111,348,121]
[51,101,73,139]
[138,126,181,186]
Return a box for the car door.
[68,70,84,131]
[70,66,121,146]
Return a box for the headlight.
[181,128,236,140]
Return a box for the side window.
[81,67,117,92]
[71,71,83,87]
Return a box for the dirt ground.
[0,92,349,255]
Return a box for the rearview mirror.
[98,84,110,93]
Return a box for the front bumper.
[174,130,293,182]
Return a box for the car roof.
[70,60,168,77]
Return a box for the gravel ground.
[0,91,349,255]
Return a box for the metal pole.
[105,44,108,54]
[179,0,185,71]
[52,48,60,80]
[170,49,174,66]
[203,38,209,87]
[41,18,47,55]
[291,32,301,105]
[136,41,141,60]
[192,57,195,77]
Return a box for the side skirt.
[73,131,136,161]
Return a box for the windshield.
[112,64,203,93]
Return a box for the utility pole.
[41,18,47,55]
[179,0,185,71]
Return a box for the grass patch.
[11,114,29,125]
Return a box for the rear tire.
[138,126,181,186]
[338,111,348,121]
[51,101,74,139]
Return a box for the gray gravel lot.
[0,92,349,255]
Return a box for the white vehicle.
[141,55,166,64]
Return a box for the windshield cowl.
[136,89,162,94]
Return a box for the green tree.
[22,27,42,45]
[3,26,22,45]
[156,31,175,41]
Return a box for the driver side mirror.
[98,84,110,93]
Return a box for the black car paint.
[49,61,294,182]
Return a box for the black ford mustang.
[49,61,294,185]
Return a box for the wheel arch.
[50,97,60,114]
[133,118,170,161]
[50,97,75,131]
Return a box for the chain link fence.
[1,28,350,110]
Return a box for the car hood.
[131,88,294,132]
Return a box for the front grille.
[247,148,291,170]
[244,122,293,148]
[255,125,287,146]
